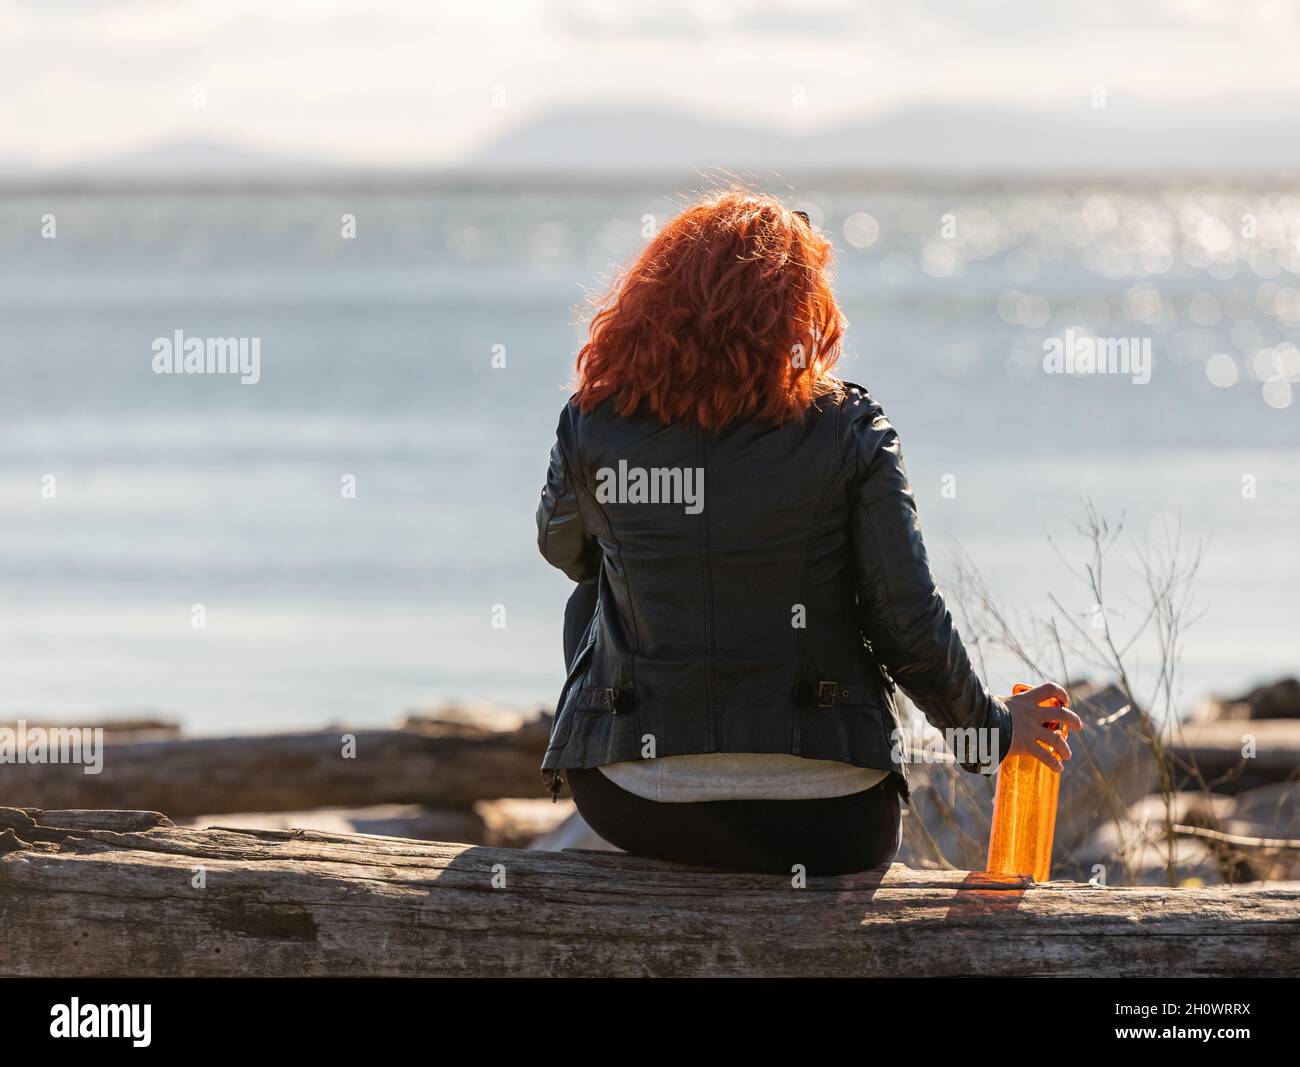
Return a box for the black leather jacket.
[536,383,1013,802]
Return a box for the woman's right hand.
[1004,682,1084,773]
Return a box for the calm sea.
[1,178,1296,733]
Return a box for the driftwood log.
[1,718,181,742]
[179,798,576,849]
[1167,718,1300,793]
[2,807,1297,977]
[1,718,551,817]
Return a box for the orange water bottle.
[985,683,1069,882]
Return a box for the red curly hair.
[573,189,846,430]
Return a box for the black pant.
[560,584,902,876]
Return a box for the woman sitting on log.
[536,188,1080,875]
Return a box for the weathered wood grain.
[0,717,551,816]
[1,807,1296,977]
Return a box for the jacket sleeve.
[846,394,1013,773]
[536,410,601,585]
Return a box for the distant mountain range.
[11,103,1300,183]
[471,105,1300,174]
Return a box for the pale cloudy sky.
[3,0,1300,168]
